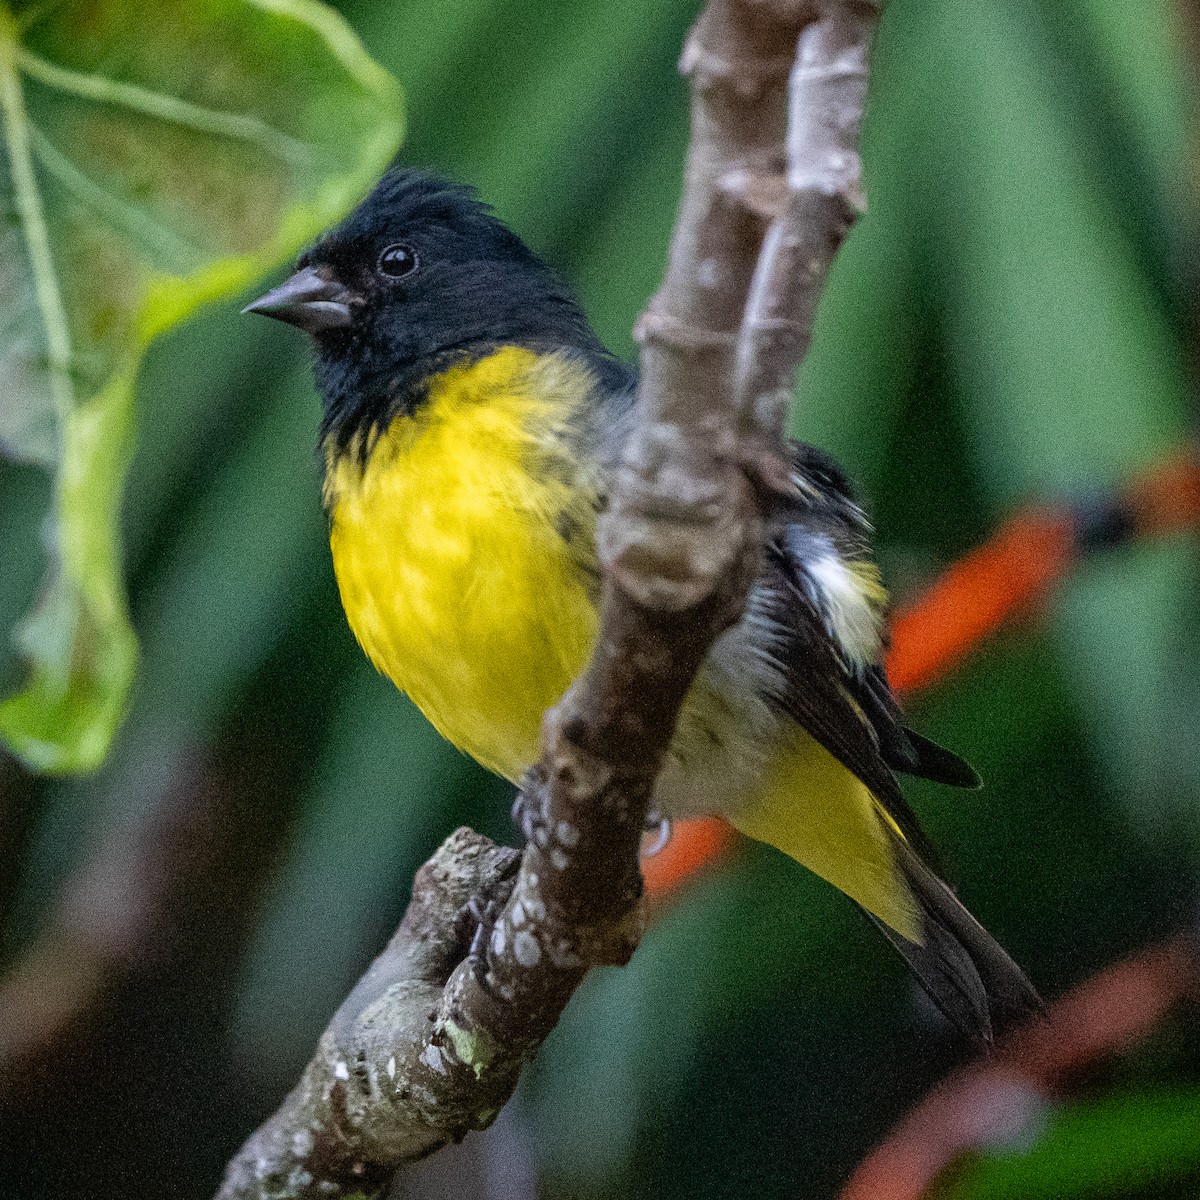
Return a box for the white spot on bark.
[514,930,541,967]
[420,1043,448,1075]
[291,1129,314,1158]
[549,846,568,870]
[552,939,582,969]
[386,1055,396,1080]
[333,1061,350,1082]
[555,820,580,847]
[491,924,506,955]
[511,901,525,927]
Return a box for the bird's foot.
[454,890,511,986]
[511,783,548,848]
[641,809,672,858]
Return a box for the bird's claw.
[511,787,547,847]
[454,892,507,984]
[641,809,672,858]
[467,895,493,963]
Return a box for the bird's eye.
[377,243,419,279]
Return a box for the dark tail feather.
[873,835,1041,1044]
[894,728,983,790]
[859,666,980,790]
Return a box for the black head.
[244,168,614,449]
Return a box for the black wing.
[763,534,943,866]
[776,441,977,792]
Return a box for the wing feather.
[763,441,1038,1040]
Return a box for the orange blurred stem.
[1123,442,1200,539]
[885,507,1076,696]
[643,816,737,905]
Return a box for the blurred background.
[1,0,1198,1197]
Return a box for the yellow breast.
[323,347,601,781]
[324,346,918,937]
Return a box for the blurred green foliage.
[945,1090,1200,1200]
[1,1,1198,1198]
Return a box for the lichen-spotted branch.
[215,3,882,1196]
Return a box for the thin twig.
[734,3,876,447]
[215,3,882,1195]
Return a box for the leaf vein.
[30,127,206,274]
[0,13,74,425]
[16,47,313,166]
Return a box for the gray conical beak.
[242,265,355,334]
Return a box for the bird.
[244,167,1039,1042]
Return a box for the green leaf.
[0,0,401,772]
[944,1090,1200,1200]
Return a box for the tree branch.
[216,830,523,1197]
[216,2,882,1195]
[735,3,874,442]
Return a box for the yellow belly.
[324,347,600,780]
[324,345,916,938]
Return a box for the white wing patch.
[807,546,884,670]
